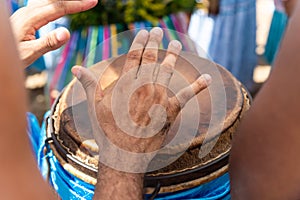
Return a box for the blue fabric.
[27,112,231,199]
[264,10,288,65]
[10,0,46,71]
[208,0,257,88]
[146,174,230,200]
[10,1,19,12]
[26,112,41,159]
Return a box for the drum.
[44,52,251,199]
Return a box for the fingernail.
[170,40,182,49]
[151,27,163,36]
[56,28,68,42]
[72,67,81,79]
[202,74,212,85]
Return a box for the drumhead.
[47,52,251,192]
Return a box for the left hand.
[10,0,98,67]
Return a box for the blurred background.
[9,0,287,123]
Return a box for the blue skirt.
[208,0,257,88]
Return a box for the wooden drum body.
[46,52,251,197]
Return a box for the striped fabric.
[49,12,196,103]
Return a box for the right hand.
[10,0,98,67]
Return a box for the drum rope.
[148,182,161,200]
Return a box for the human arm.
[71,27,211,199]
[229,1,300,199]
[0,2,57,199]
[283,0,297,16]
[10,0,97,68]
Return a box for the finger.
[28,0,98,29]
[156,40,182,86]
[137,28,163,81]
[19,27,70,67]
[170,74,212,108]
[71,66,103,103]
[140,27,163,65]
[38,27,70,52]
[122,30,149,74]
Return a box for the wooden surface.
[57,51,243,149]
[50,52,246,187]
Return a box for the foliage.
[69,0,196,30]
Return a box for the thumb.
[20,27,70,67]
[36,27,70,56]
[71,66,103,102]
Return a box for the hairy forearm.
[94,163,144,200]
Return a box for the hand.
[71,27,211,167]
[72,27,211,199]
[10,0,98,67]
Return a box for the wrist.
[98,162,144,181]
[96,139,155,173]
[94,163,145,200]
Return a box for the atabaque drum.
[44,51,251,199]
